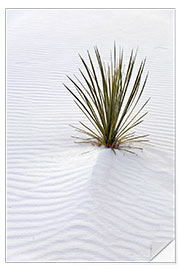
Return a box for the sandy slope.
[6,9,175,261]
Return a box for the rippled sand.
[6,9,175,261]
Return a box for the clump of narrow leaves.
[63,44,150,154]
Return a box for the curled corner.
[150,239,174,261]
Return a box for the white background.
[0,0,179,269]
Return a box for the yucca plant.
[63,44,150,154]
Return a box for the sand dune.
[6,9,175,261]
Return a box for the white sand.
[6,9,175,261]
